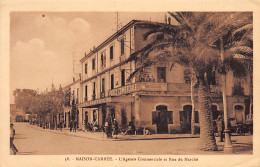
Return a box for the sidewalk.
[29,124,200,141]
[29,124,253,154]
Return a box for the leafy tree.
[127,12,252,151]
[13,89,37,113]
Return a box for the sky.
[10,12,166,103]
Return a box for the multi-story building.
[63,77,81,129]
[78,20,251,134]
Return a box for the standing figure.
[69,120,73,132]
[104,119,109,138]
[216,115,225,142]
[73,121,77,132]
[113,119,119,139]
[10,123,18,155]
[59,121,63,132]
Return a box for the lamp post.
[220,37,233,152]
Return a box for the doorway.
[180,105,192,133]
[156,105,169,134]
[234,105,244,124]
[84,111,88,129]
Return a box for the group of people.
[104,117,119,139]
[139,75,155,82]
[69,120,78,132]
[86,121,100,132]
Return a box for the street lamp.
[220,37,233,152]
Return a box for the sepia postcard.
[1,0,260,167]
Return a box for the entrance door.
[156,105,168,134]
[180,105,192,133]
[235,105,244,124]
[85,111,88,129]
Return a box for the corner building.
[78,20,251,134]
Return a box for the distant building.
[63,78,81,129]
[77,20,251,134]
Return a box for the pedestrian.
[104,119,109,138]
[73,121,77,132]
[113,119,119,139]
[59,121,63,132]
[216,115,225,142]
[124,121,135,135]
[107,117,113,138]
[10,123,18,155]
[69,120,73,132]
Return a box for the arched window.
[234,104,244,124]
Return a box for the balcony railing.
[84,97,88,102]
[167,83,190,92]
[100,92,105,99]
[92,94,96,100]
[108,82,167,96]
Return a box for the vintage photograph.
[9,11,253,156]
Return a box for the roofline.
[80,19,148,63]
[63,79,81,89]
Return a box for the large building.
[77,20,251,134]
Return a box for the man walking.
[216,115,225,142]
[10,123,18,155]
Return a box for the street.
[13,122,253,155]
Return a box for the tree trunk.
[191,69,196,135]
[198,77,218,151]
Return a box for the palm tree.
[127,12,251,151]
[210,13,252,148]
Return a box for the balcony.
[108,82,167,96]
[84,97,88,102]
[100,92,105,99]
[92,94,96,100]
[167,83,191,92]
[232,86,244,96]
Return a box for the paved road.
[12,122,253,155]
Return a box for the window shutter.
[152,111,157,124]
[168,111,173,124]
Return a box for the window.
[168,111,173,124]
[101,78,105,93]
[77,88,79,100]
[195,111,199,123]
[121,69,125,86]
[101,52,106,67]
[111,74,114,89]
[110,46,114,60]
[157,67,166,83]
[85,86,88,101]
[93,82,96,95]
[85,63,88,74]
[121,38,125,55]
[208,70,216,85]
[184,69,191,84]
[92,58,95,70]
[93,82,96,100]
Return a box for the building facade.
[63,78,81,129]
[77,20,251,134]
